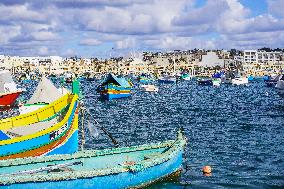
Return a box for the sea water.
[3,79,284,188]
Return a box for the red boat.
[0,70,23,108]
[0,91,22,107]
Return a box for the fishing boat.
[64,72,73,84]
[0,70,23,108]
[275,75,284,98]
[247,75,255,82]
[138,74,152,83]
[158,76,176,84]
[231,76,248,85]
[0,129,186,189]
[181,73,192,81]
[197,78,212,86]
[86,72,95,81]
[141,84,159,92]
[97,73,132,100]
[265,74,281,87]
[19,76,69,114]
[212,78,221,87]
[0,79,80,160]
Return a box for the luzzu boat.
[138,74,154,83]
[0,79,80,160]
[97,73,132,100]
[0,129,186,189]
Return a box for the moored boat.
[97,73,132,100]
[265,74,281,87]
[158,76,176,84]
[180,73,192,81]
[141,84,159,92]
[275,75,284,98]
[0,70,23,108]
[197,78,212,86]
[231,77,248,85]
[212,78,221,87]
[0,129,186,189]
[247,75,255,82]
[138,74,154,83]
[0,80,80,160]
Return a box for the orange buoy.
[202,166,212,176]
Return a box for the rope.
[80,105,119,148]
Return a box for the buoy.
[202,166,212,176]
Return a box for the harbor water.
[5,79,284,188]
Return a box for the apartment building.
[243,50,281,64]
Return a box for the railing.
[0,94,73,130]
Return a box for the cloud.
[79,38,102,46]
[63,49,76,57]
[116,37,137,49]
[38,46,49,56]
[0,0,284,57]
[268,0,284,17]
[173,0,229,26]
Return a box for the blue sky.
[0,0,284,58]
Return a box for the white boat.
[158,76,176,83]
[141,84,159,92]
[276,75,284,98]
[212,78,221,87]
[231,77,248,85]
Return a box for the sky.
[0,0,284,58]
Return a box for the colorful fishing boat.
[0,129,186,189]
[0,79,80,160]
[97,73,132,100]
[0,70,23,108]
[138,74,154,83]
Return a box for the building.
[243,50,281,64]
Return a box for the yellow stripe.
[0,95,78,145]
[0,94,72,130]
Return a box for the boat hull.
[197,79,212,86]
[101,93,131,100]
[158,79,176,84]
[1,152,182,189]
[0,95,79,160]
[231,78,248,85]
[0,130,186,189]
[99,86,131,100]
[0,92,22,107]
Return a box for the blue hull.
[0,130,186,189]
[198,80,213,86]
[46,130,78,156]
[1,152,182,189]
[158,80,176,84]
[101,93,131,100]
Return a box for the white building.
[199,51,224,67]
[243,50,281,64]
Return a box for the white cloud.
[63,49,76,57]
[79,38,102,46]
[38,46,49,56]
[116,37,137,49]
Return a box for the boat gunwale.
[0,94,78,146]
[0,93,73,130]
[0,131,186,185]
